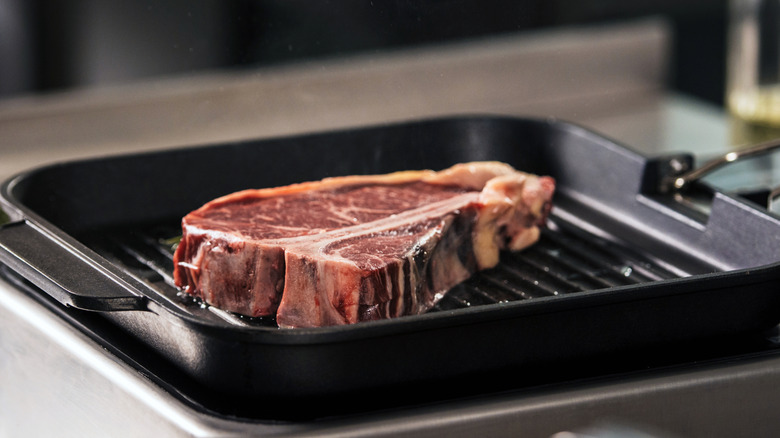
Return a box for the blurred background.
[0,0,727,105]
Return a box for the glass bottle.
[727,0,780,143]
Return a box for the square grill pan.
[2,116,780,419]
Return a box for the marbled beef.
[173,162,555,328]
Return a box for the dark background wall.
[0,0,728,105]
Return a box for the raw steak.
[173,162,555,328]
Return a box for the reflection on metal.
[670,137,780,193]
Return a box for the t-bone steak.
[173,162,555,328]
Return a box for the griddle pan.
[2,116,780,419]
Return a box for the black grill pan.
[2,116,780,419]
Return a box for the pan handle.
[0,220,147,312]
[665,137,780,192]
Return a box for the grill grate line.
[463,277,519,304]
[542,220,677,282]
[434,284,477,309]
[527,240,641,288]
[476,271,542,300]
[110,234,177,287]
[484,264,568,297]
[507,249,612,291]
